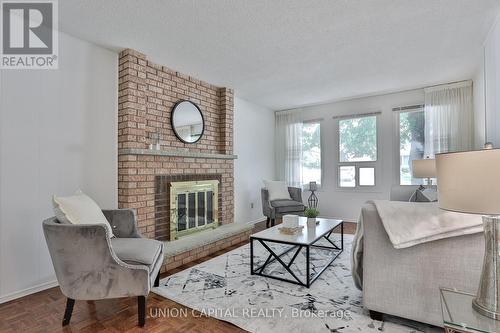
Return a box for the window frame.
[334,112,381,190]
[301,119,323,189]
[393,104,426,186]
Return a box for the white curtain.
[275,110,303,187]
[424,81,474,157]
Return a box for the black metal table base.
[250,222,343,288]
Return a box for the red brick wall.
[117,49,234,238]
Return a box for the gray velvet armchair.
[261,186,306,227]
[42,208,164,327]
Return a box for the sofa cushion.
[270,199,305,214]
[52,190,114,237]
[111,238,162,268]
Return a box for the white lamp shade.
[412,158,436,178]
[436,149,500,215]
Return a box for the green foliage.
[399,109,425,185]
[302,123,321,169]
[304,208,319,218]
[399,110,425,151]
[339,116,377,162]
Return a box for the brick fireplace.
[155,174,222,241]
[117,48,235,241]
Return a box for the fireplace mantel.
[119,148,238,160]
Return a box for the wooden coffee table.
[250,217,343,288]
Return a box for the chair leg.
[369,310,383,321]
[62,298,75,326]
[154,272,160,287]
[266,217,270,228]
[138,296,146,327]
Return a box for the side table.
[440,287,500,333]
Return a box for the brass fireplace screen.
[170,180,219,239]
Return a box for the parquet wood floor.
[0,221,356,333]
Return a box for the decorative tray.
[278,225,304,235]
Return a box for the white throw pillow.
[52,190,114,237]
[263,180,291,201]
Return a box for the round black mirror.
[171,100,204,144]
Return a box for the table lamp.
[436,147,500,319]
[412,157,436,188]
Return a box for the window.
[397,106,426,185]
[359,167,375,186]
[302,122,321,186]
[339,166,355,187]
[337,114,378,188]
[339,116,377,162]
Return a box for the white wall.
[473,14,500,149]
[473,54,486,149]
[285,89,425,222]
[483,16,500,146]
[234,97,274,224]
[0,32,118,303]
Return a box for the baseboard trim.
[0,280,58,304]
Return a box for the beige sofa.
[361,202,484,327]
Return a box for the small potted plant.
[304,208,319,228]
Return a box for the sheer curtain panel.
[275,110,303,187]
[424,81,474,157]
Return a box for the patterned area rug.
[153,235,440,333]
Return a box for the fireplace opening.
[170,180,219,240]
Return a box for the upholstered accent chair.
[43,209,164,327]
[261,187,306,227]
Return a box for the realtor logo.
[1,0,58,69]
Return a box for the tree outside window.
[399,109,425,185]
[302,122,321,186]
[338,115,378,188]
[339,116,377,162]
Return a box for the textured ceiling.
[59,0,500,110]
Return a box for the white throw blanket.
[373,200,483,248]
[351,200,483,289]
